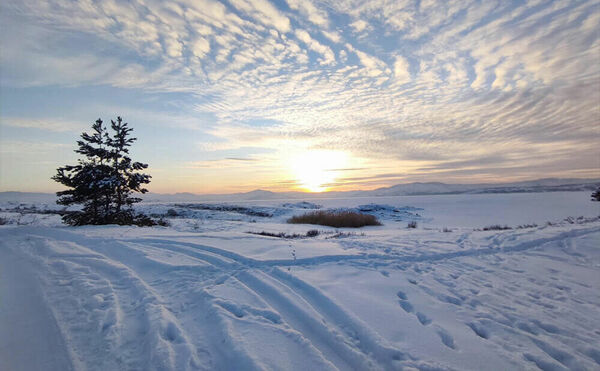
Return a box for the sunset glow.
[0,0,598,194]
[291,150,348,192]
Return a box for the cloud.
[229,0,291,33]
[191,37,210,58]
[0,117,87,132]
[164,37,183,58]
[1,0,599,190]
[226,157,258,161]
[352,48,388,76]
[393,56,411,84]
[286,0,329,27]
[294,29,336,65]
[321,30,342,43]
[350,19,370,33]
[0,140,70,155]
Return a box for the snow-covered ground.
[1,192,599,370]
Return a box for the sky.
[0,0,599,194]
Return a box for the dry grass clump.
[287,210,381,228]
[247,229,320,239]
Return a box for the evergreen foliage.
[53,117,153,226]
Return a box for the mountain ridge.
[2,178,599,203]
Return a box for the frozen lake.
[214,191,599,228]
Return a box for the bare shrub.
[287,210,381,228]
[476,224,512,231]
[325,231,365,239]
[516,223,538,229]
[166,209,179,217]
[407,221,417,229]
[247,230,320,239]
[155,218,170,227]
[591,187,600,201]
[306,229,320,237]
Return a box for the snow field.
[1,192,599,370]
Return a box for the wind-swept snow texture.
[1,192,599,370]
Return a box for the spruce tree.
[105,117,151,223]
[53,117,152,225]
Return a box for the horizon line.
[2,176,599,196]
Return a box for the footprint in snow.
[215,300,245,318]
[416,312,431,325]
[399,300,414,313]
[437,294,463,306]
[396,290,408,300]
[435,326,456,349]
[397,291,432,325]
[466,321,490,339]
[396,288,438,329]
[162,322,183,343]
[516,321,539,335]
[397,291,414,313]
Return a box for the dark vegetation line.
[0,206,76,216]
[246,230,320,239]
[173,204,273,217]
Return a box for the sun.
[290,150,348,192]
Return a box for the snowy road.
[1,218,599,370]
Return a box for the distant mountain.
[370,182,470,196]
[367,178,600,197]
[141,178,600,201]
[239,189,279,200]
[2,178,599,203]
[141,189,285,202]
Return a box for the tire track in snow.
[116,227,600,369]
[234,270,364,370]
[20,235,206,370]
[129,226,599,268]
[267,268,409,368]
[10,225,600,370]
[119,239,409,369]
[65,238,265,370]
[68,254,203,371]
[12,229,268,370]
